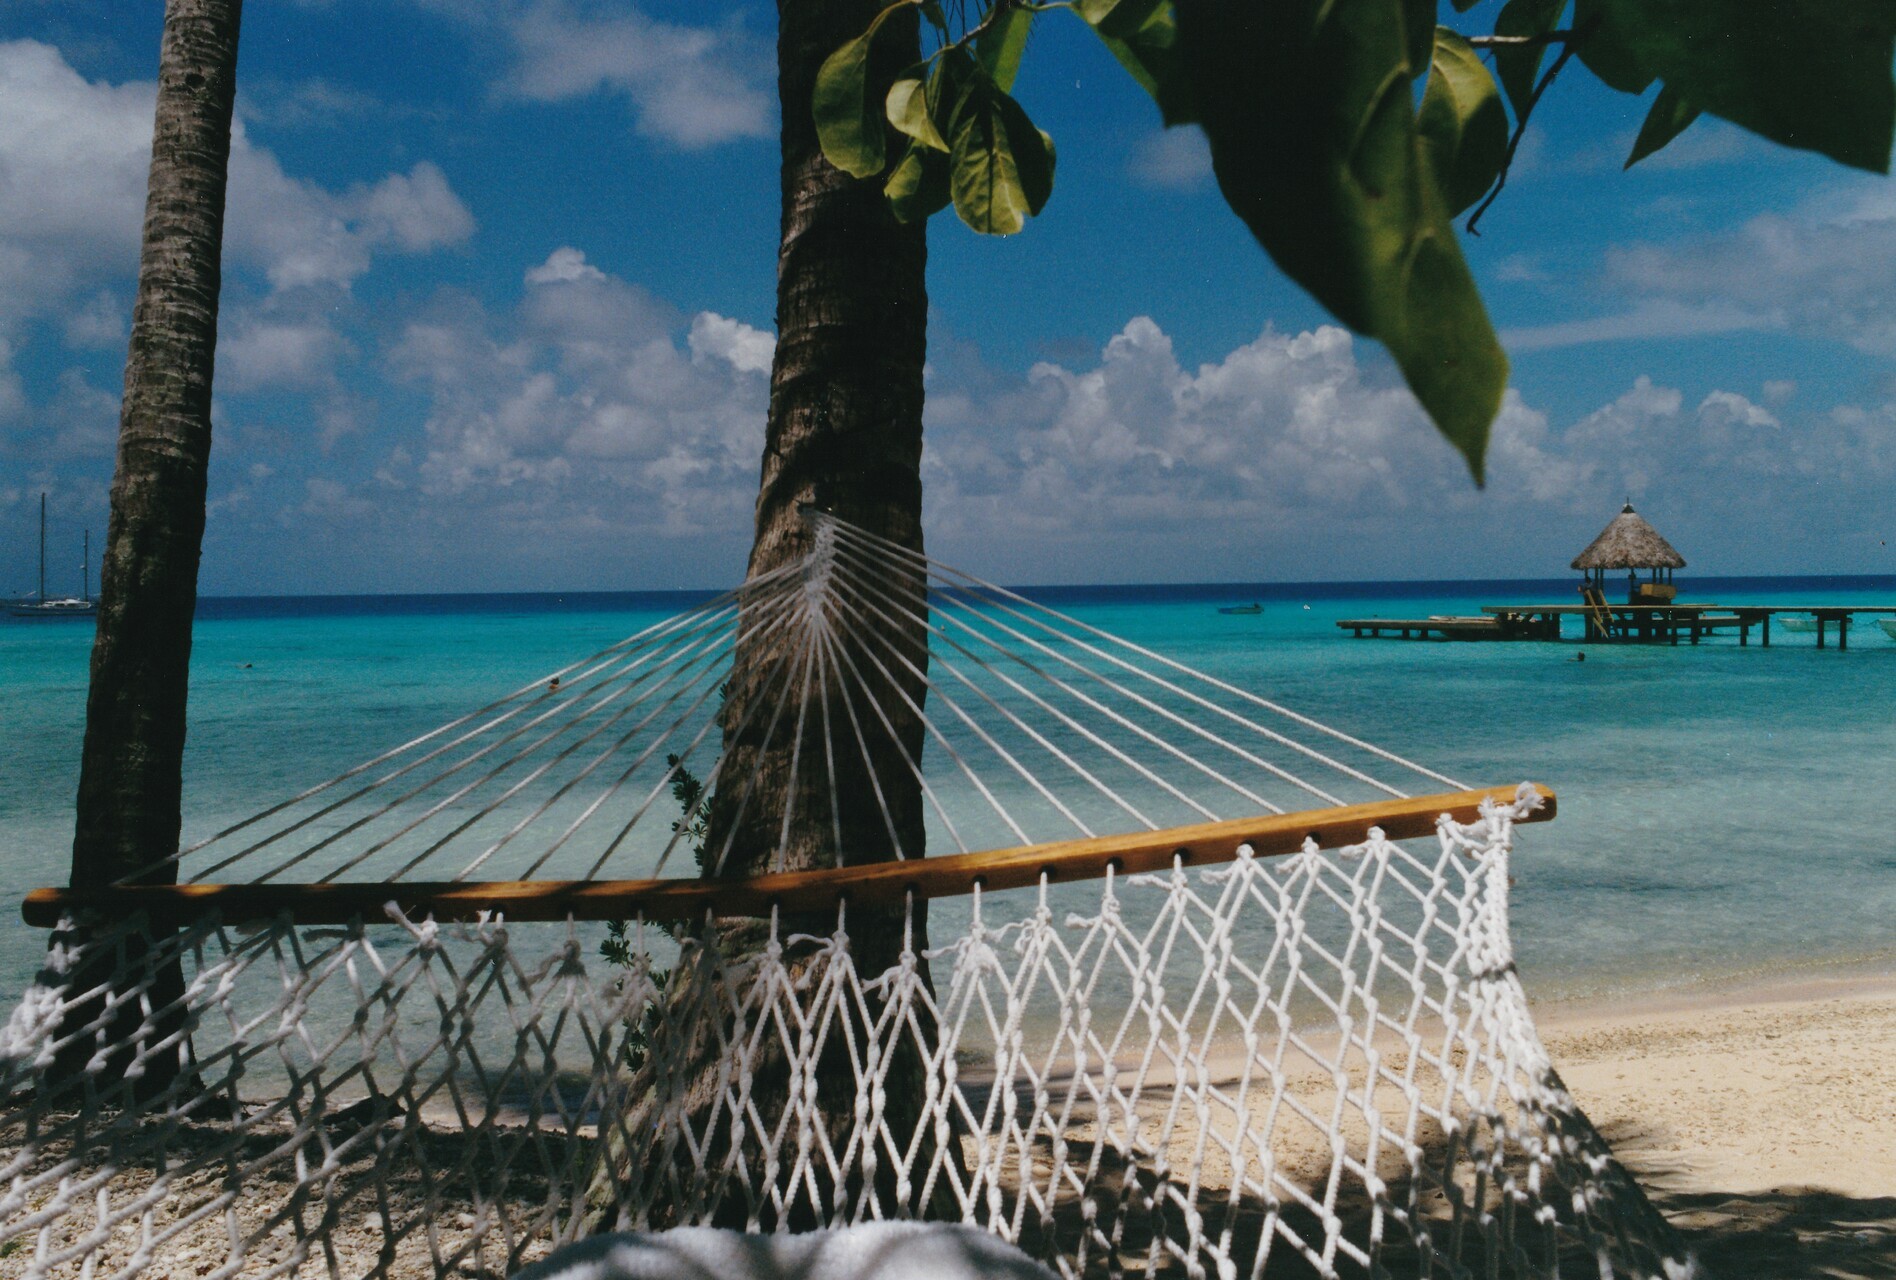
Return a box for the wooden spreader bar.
[22,784,1552,929]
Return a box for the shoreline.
[1530,952,1896,1025]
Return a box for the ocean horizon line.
[157,571,1896,620]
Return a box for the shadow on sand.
[1599,1119,1896,1280]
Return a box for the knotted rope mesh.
[0,515,1690,1279]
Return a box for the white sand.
[1534,968,1896,1276]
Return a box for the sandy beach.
[1533,967,1896,1277]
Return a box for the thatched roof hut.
[1571,503,1685,572]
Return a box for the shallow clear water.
[3,579,1893,1010]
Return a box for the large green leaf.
[1174,0,1508,481]
[1572,0,1652,94]
[1589,0,1896,172]
[949,79,1056,234]
[1624,82,1700,168]
[926,46,980,141]
[813,2,911,178]
[886,142,953,222]
[888,77,949,151]
[1417,27,1509,215]
[1081,0,1198,125]
[976,5,1034,92]
[1403,0,1436,80]
[1492,0,1566,119]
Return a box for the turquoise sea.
[3,576,1894,1012]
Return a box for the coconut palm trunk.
[598,0,945,1227]
[51,0,243,1100]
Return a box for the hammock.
[0,513,1691,1279]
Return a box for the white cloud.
[525,246,606,285]
[1600,185,1896,356]
[1127,129,1212,191]
[910,318,1896,580]
[501,2,772,149]
[225,150,474,292]
[1501,299,1772,352]
[61,291,126,348]
[384,256,768,538]
[218,317,353,392]
[0,40,473,331]
[689,312,774,375]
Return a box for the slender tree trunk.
[51,0,243,1101]
[601,0,943,1227]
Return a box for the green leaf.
[1174,0,1507,481]
[949,80,1056,234]
[1624,82,1700,168]
[1492,0,1566,119]
[1572,0,1653,94]
[888,76,949,151]
[1417,27,1509,216]
[920,0,949,34]
[1403,0,1436,79]
[812,3,912,178]
[1588,0,1896,172]
[886,142,953,221]
[816,35,886,176]
[976,5,1034,93]
[1083,0,1198,125]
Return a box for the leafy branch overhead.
[816,0,1896,482]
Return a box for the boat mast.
[83,528,90,601]
[38,492,46,602]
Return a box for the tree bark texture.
[55,0,242,1100]
[604,0,944,1228]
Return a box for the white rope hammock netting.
[0,514,1691,1279]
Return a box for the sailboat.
[8,494,97,619]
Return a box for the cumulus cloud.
[382,252,769,541]
[225,150,474,292]
[909,317,1896,580]
[689,313,774,375]
[926,319,1481,547]
[218,316,354,393]
[0,40,474,331]
[496,1,772,149]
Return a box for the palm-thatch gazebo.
[1572,502,1686,604]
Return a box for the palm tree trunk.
[599,0,945,1228]
[51,0,243,1101]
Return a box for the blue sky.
[2,0,1894,594]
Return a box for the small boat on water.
[1779,616,1819,634]
[8,495,96,620]
[1218,603,1263,615]
[1880,619,1896,641]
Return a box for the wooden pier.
[1338,603,1896,648]
[1337,615,1511,641]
